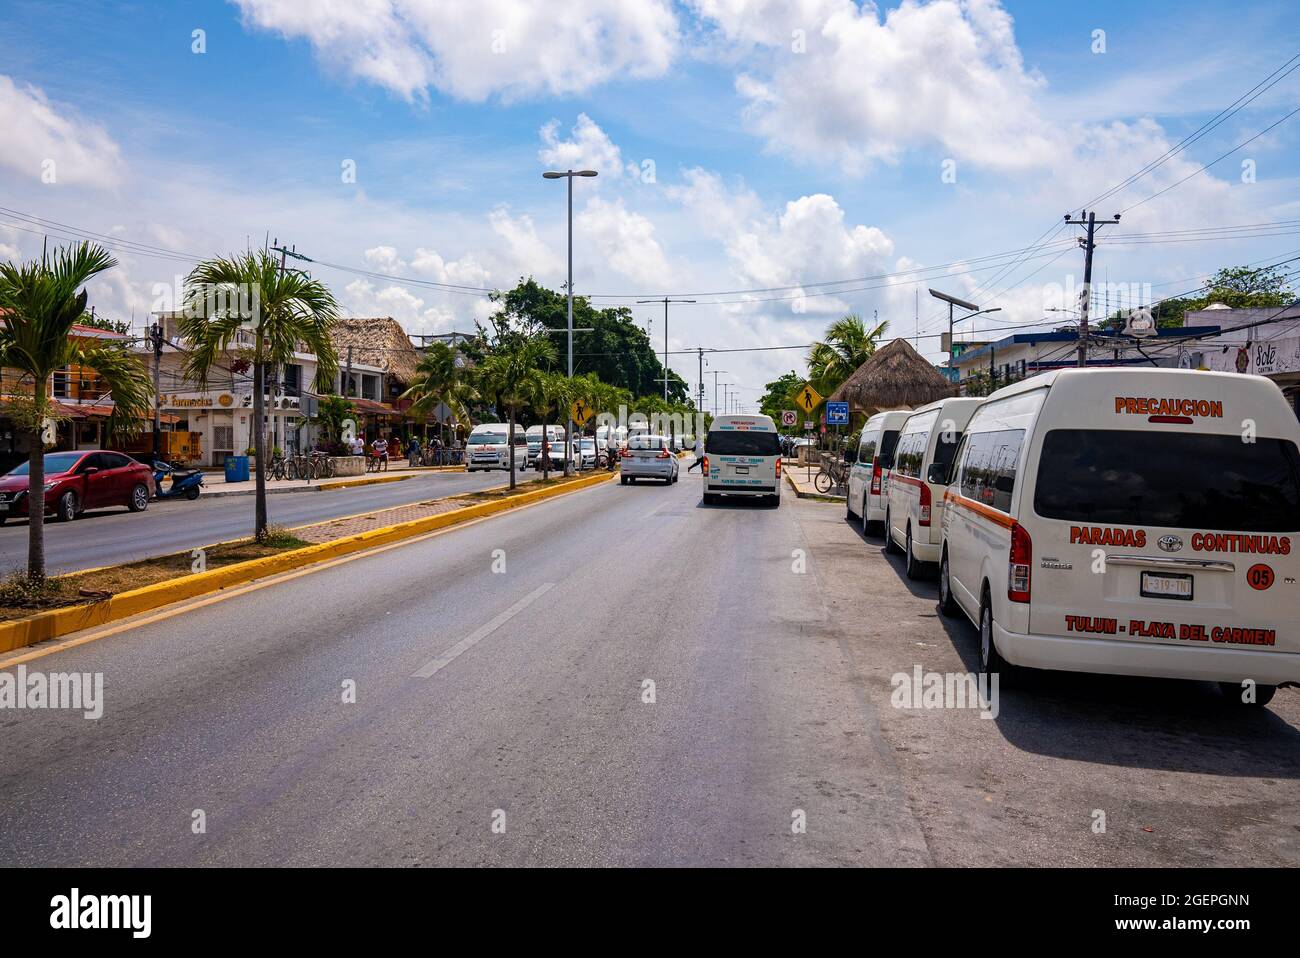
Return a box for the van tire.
[620,476,628,485]
[938,551,959,617]
[770,494,781,508]
[904,525,922,579]
[703,493,718,505]
[979,588,1015,686]
[1218,682,1276,707]
[884,510,901,555]
[860,495,870,535]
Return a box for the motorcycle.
[153,461,204,501]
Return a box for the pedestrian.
[605,431,620,471]
[350,434,364,457]
[688,434,705,472]
[408,436,421,468]
[432,435,444,466]
[373,435,388,471]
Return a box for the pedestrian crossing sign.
[571,399,595,426]
[794,383,823,414]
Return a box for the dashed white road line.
[411,582,556,678]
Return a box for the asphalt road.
[0,467,530,574]
[0,476,1296,866]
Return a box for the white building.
[1180,304,1300,418]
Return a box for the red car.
[0,450,156,524]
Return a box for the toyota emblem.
[1157,535,1184,553]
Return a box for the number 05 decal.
[1246,563,1275,591]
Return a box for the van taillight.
[869,456,881,495]
[918,480,931,526]
[1008,522,1032,603]
[702,455,709,473]
[774,457,780,478]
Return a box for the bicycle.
[269,455,288,481]
[365,453,382,473]
[814,453,850,494]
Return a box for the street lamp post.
[544,168,598,473]
[928,288,1001,382]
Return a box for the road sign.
[780,409,797,427]
[804,420,814,430]
[570,398,595,426]
[432,401,453,422]
[826,401,849,425]
[794,383,823,414]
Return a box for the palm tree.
[808,312,889,395]
[179,251,339,541]
[475,334,556,490]
[401,341,477,450]
[0,242,154,580]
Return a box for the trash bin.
[224,455,250,483]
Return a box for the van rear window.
[1034,429,1300,532]
[706,431,781,456]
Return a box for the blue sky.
[1,0,1298,404]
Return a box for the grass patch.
[453,474,590,503]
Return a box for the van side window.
[960,429,1024,513]
[895,431,927,479]
[858,431,878,464]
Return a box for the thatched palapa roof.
[828,338,955,415]
[329,317,420,386]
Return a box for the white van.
[885,397,983,578]
[702,414,782,506]
[525,424,564,468]
[846,410,910,533]
[466,422,527,472]
[938,368,1300,705]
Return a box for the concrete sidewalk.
[784,460,846,500]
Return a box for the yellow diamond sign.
[794,383,823,414]
[570,398,595,426]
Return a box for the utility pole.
[1065,210,1121,367]
[637,297,696,401]
[150,321,164,462]
[710,370,729,419]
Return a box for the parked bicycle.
[814,453,850,494]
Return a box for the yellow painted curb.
[319,473,412,491]
[0,471,615,655]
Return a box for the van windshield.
[1034,429,1300,532]
[706,430,781,456]
[468,433,507,445]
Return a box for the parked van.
[938,368,1300,705]
[525,424,564,468]
[846,410,910,533]
[702,414,782,506]
[466,422,527,472]
[885,397,983,578]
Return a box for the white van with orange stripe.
[846,410,910,533]
[884,397,983,578]
[939,368,1300,706]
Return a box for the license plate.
[734,466,749,475]
[1141,570,1193,600]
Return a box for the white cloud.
[233,0,679,102]
[538,114,626,178]
[694,0,1053,174]
[575,197,671,287]
[0,75,122,188]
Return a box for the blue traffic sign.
[826,401,850,425]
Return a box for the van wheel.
[860,495,870,535]
[884,510,901,555]
[904,525,922,579]
[845,494,853,520]
[620,476,628,485]
[1218,682,1277,707]
[979,589,1015,686]
[770,493,781,508]
[703,493,718,505]
[939,551,959,617]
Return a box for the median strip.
[0,470,614,656]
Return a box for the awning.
[349,397,399,417]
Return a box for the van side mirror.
[927,463,948,484]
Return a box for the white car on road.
[620,434,679,485]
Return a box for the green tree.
[1145,264,1294,328]
[402,341,478,447]
[0,242,154,580]
[475,333,556,489]
[77,312,131,335]
[307,394,355,449]
[759,371,803,422]
[807,313,889,395]
[179,251,339,541]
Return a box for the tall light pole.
[638,297,696,401]
[544,168,598,472]
[709,370,729,418]
[929,288,1001,381]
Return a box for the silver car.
[620,434,679,485]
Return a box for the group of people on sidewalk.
[344,434,464,471]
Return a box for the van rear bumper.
[706,483,776,496]
[994,622,1300,685]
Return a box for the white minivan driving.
[702,414,782,506]
[938,368,1300,706]
[846,409,910,533]
[884,397,983,579]
[466,422,527,472]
